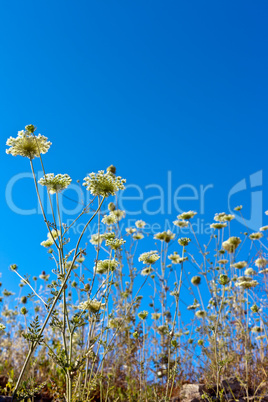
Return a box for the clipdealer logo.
[228,170,263,231]
[5,170,264,232]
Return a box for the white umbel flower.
[39,174,71,194]
[83,170,126,197]
[6,126,51,159]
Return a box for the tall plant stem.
[12,197,105,400]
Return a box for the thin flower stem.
[12,197,105,400]
[12,269,48,308]
[30,160,59,251]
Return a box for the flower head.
[152,313,161,320]
[154,230,175,243]
[78,299,105,313]
[133,232,144,240]
[219,274,230,286]
[6,126,51,159]
[187,302,200,310]
[214,212,234,222]
[251,326,263,333]
[95,259,118,274]
[39,174,71,194]
[178,237,191,246]
[138,251,160,265]
[105,238,126,250]
[112,209,125,221]
[195,310,206,319]
[210,223,227,230]
[83,170,126,197]
[235,279,259,289]
[168,252,181,264]
[138,311,148,320]
[41,238,54,248]
[48,229,61,241]
[234,205,243,211]
[135,220,146,228]
[222,237,241,253]
[249,232,263,240]
[141,267,153,276]
[177,211,197,220]
[173,220,189,228]
[126,227,136,234]
[218,259,229,265]
[102,214,117,226]
[244,268,257,276]
[255,257,268,268]
[231,261,247,269]
[90,234,103,245]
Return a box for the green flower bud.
[21,307,27,315]
[25,124,36,133]
[108,202,116,211]
[133,331,139,339]
[191,276,201,286]
[251,304,260,313]
[107,165,116,174]
[219,274,230,286]
[138,311,148,320]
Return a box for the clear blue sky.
[1,0,268,293]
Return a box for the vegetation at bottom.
[1,125,268,401]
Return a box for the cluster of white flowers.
[95,259,118,274]
[178,237,191,246]
[177,211,197,220]
[154,230,175,243]
[168,252,187,264]
[235,276,259,289]
[126,227,136,234]
[214,212,235,222]
[244,268,257,276]
[195,310,206,319]
[112,209,125,221]
[210,222,227,230]
[222,236,241,253]
[41,229,60,248]
[135,220,146,228]
[141,267,153,276]
[38,173,72,194]
[249,232,263,240]
[151,313,161,320]
[78,299,105,313]
[133,232,144,240]
[102,214,117,225]
[105,238,126,250]
[90,234,103,245]
[173,219,189,228]
[6,126,51,159]
[187,302,200,310]
[0,323,6,331]
[138,250,160,265]
[231,261,247,269]
[83,170,126,197]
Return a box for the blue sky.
[1,0,268,296]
